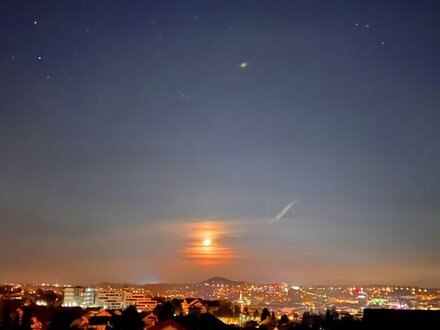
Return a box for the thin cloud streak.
[268,200,297,224]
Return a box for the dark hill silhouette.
[93,278,248,294]
[200,277,247,286]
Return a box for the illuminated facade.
[123,291,157,311]
[96,289,157,311]
[97,290,124,309]
[63,286,95,307]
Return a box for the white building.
[63,286,96,307]
[96,290,124,310]
[96,289,157,311]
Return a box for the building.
[237,292,245,313]
[123,291,157,311]
[142,312,158,329]
[95,289,157,311]
[357,291,368,308]
[181,298,206,315]
[96,290,124,310]
[149,319,187,330]
[63,286,96,307]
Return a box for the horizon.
[6,276,439,290]
[1,1,439,288]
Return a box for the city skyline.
[1,1,439,287]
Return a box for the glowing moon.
[185,221,237,266]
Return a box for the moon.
[185,221,235,265]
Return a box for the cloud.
[268,200,297,224]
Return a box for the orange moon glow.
[185,221,236,266]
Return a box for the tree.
[261,308,270,322]
[44,290,59,306]
[278,314,290,328]
[252,309,260,320]
[324,309,332,330]
[20,306,32,330]
[216,301,233,317]
[47,310,81,330]
[158,301,174,322]
[119,305,143,330]
[12,312,21,330]
[2,305,11,330]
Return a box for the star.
[37,56,42,60]
[33,20,38,25]
[239,62,248,69]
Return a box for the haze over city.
[1,0,439,288]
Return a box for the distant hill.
[199,277,247,286]
[92,277,249,295]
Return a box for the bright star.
[240,62,248,69]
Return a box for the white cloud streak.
[268,200,297,224]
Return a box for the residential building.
[63,286,95,307]
[96,290,124,310]
[123,291,157,311]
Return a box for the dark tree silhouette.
[12,313,20,330]
[261,308,270,322]
[119,305,143,330]
[158,301,175,322]
[47,310,82,330]
[278,314,290,327]
[2,305,11,330]
[252,308,260,319]
[20,306,32,330]
[324,309,333,330]
[44,290,59,305]
[216,301,233,317]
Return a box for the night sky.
[1,1,439,287]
